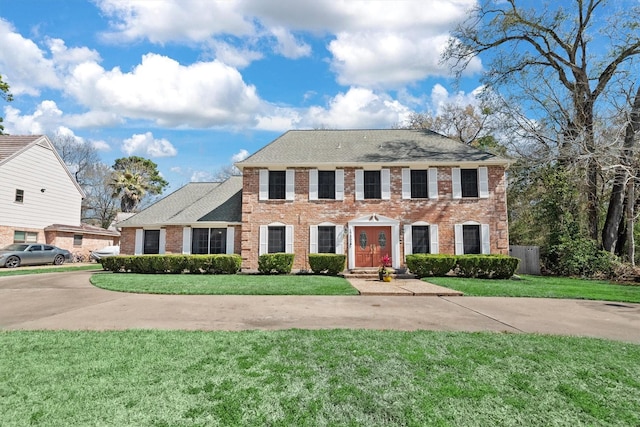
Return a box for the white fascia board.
[235,159,511,170]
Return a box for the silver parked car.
[0,243,72,268]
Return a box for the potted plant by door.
[378,255,393,282]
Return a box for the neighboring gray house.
[118,176,242,255]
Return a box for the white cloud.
[91,139,112,152]
[304,87,411,129]
[0,19,60,95]
[3,101,62,134]
[190,170,214,182]
[97,0,253,43]
[270,27,311,59]
[66,53,262,127]
[231,149,249,162]
[205,40,263,68]
[430,83,484,113]
[121,132,177,158]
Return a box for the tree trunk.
[602,86,640,251]
[627,177,635,265]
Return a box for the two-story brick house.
[119,129,510,271]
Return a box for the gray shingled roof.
[0,135,47,165]
[118,176,243,227]
[236,129,507,167]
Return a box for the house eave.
[235,159,512,170]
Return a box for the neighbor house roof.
[236,129,509,169]
[0,134,85,197]
[117,176,243,227]
[44,223,120,237]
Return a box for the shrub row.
[308,254,346,275]
[406,254,520,279]
[100,254,242,274]
[258,253,295,274]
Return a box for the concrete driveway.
[1,270,639,343]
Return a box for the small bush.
[101,254,241,274]
[455,255,520,279]
[308,254,346,275]
[258,253,295,274]
[405,254,457,278]
[545,237,617,278]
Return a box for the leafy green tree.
[443,0,640,242]
[0,74,13,134]
[110,156,168,212]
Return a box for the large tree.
[0,74,13,134]
[110,156,168,212]
[443,0,640,242]
[50,132,101,187]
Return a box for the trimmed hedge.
[406,254,520,279]
[406,254,457,278]
[258,253,295,274]
[308,254,346,275]
[100,254,242,274]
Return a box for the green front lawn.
[90,272,359,295]
[427,275,640,303]
[1,330,638,426]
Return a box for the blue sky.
[0,0,486,191]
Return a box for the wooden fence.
[509,245,541,275]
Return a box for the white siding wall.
[0,144,82,228]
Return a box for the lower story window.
[412,226,430,254]
[268,226,285,253]
[192,228,227,254]
[14,231,38,243]
[144,230,160,254]
[463,225,481,254]
[318,226,336,253]
[73,234,83,246]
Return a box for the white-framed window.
[355,169,390,200]
[134,229,166,255]
[403,222,439,255]
[309,169,345,200]
[181,226,235,255]
[259,169,295,201]
[402,168,439,199]
[259,224,294,255]
[454,222,490,254]
[309,224,345,254]
[13,231,38,243]
[452,167,489,199]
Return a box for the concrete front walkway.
[346,277,463,296]
[1,270,639,343]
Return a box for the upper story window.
[318,171,335,199]
[259,169,295,201]
[452,167,489,199]
[461,169,479,198]
[269,171,286,199]
[402,168,438,200]
[355,169,390,200]
[364,171,381,199]
[411,170,429,199]
[15,189,24,203]
[309,169,344,201]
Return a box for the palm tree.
[110,170,148,212]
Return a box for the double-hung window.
[402,168,438,199]
[454,222,490,255]
[259,169,295,201]
[15,189,24,203]
[144,230,160,254]
[452,167,489,199]
[403,223,438,256]
[317,226,336,253]
[259,224,294,255]
[309,169,344,200]
[355,169,390,200]
[309,224,344,254]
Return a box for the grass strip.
[90,272,359,295]
[0,264,101,277]
[426,275,640,303]
[1,330,638,426]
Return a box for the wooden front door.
[354,226,391,268]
